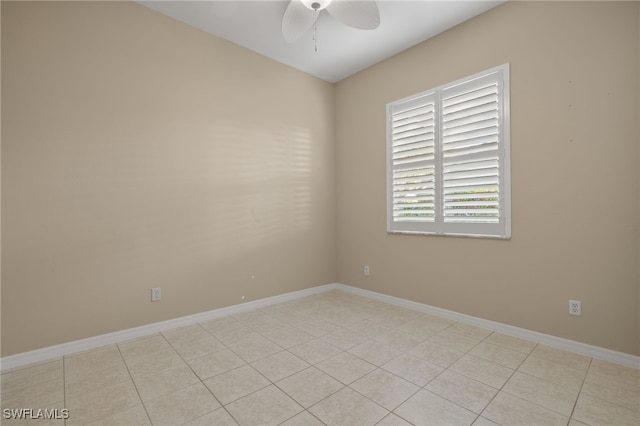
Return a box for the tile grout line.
[115,341,153,426]
[474,338,538,425]
[160,326,237,426]
[194,316,308,424]
[566,356,592,426]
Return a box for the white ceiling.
[138,0,505,83]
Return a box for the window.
[386,64,511,239]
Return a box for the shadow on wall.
[5,119,315,293]
[180,123,315,263]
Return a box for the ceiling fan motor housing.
[301,0,332,11]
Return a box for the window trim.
[386,63,511,239]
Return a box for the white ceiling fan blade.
[282,0,318,43]
[326,0,380,30]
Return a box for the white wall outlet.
[569,299,581,316]
[364,265,370,276]
[151,287,161,302]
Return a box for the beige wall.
[336,1,640,355]
[1,1,336,356]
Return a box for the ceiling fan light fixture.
[300,0,332,11]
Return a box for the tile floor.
[1,289,639,425]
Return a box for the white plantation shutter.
[389,94,437,228]
[387,64,510,238]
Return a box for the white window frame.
[386,64,511,239]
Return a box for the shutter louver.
[386,64,509,238]
[442,81,501,224]
[391,101,436,223]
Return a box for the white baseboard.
[2,282,638,372]
[334,283,640,370]
[0,284,337,372]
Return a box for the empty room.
[1,0,639,425]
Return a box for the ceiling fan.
[282,0,380,46]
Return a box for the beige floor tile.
[376,412,413,425]
[161,324,210,344]
[347,319,392,339]
[144,382,220,426]
[203,365,270,405]
[288,339,342,365]
[482,392,569,426]
[472,416,501,426]
[588,359,640,390]
[1,378,64,410]
[568,419,589,426]
[316,352,376,385]
[258,303,299,319]
[572,393,640,426]
[446,322,493,340]
[231,309,269,323]
[320,328,369,350]
[64,345,122,367]
[87,403,150,425]
[117,334,171,359]
[348,303,381,320]
[245,316,290,334]
[409,340,464,368]
[226,334,283,363]
[484,333,537,354]
[425,370,497,414]
[374,330,424,352]
[264,327,314,349]
[348,340,402,366]
[394,389,476,426]
[65,379,141,425]
[291,319,343,337]
[429,329,482,353]
[123,347,185,376]
[502,371,579,416]
[309,387,389,426]
[529,345,591,372]
[63,346,123,380]
[251,351,309,382]
[581,369,639,412]
[279,410,324,426]
[276,367,344,408]
[369,310,418,329]
[169,334,227,360]
[350,369,419,410]
[469,341,529,369]
[187,348,246,380]
[1,360,63,392]
[131,362,200,401]
[4,290,639,426]
[65,360,132,400]
[322,307,372,326]
[395,317,446,340]
[199,315,244,335]
[518,356,586,392]
[226,385,303,426]
[183,407,238,426]
[209,324,260,346]
[382,353,444,387]
[450,354,514,389]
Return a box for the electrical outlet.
[364,265,370,276]
[569,299,581,316]
[151,287,161,302]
